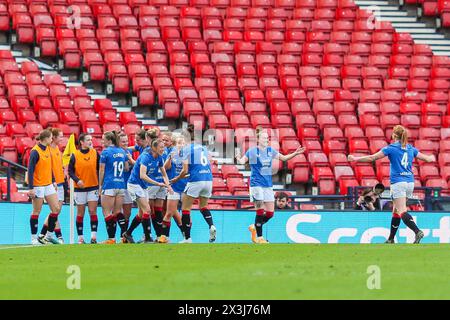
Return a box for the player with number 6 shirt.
[170,125,216,243]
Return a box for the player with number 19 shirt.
[99,131,129,244]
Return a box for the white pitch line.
[0,245,39,250]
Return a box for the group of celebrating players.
[27,124,304,245]
[26,121,431,245]
[28,125,214,245]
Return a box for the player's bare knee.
[50,203,61,214]
[255,201,264,209]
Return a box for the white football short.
[127,183,148,201]
[74,190,99,205]
[167,191,183,201]
[249,186,275,202]
[184,181,213,198]
[33,184,57,199]
[101,188,125,197]
[147,185,167,200]
[123,189,133,204]
[390,182,415,199]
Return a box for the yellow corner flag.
[62,134,76,166]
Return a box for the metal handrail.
[0,156,27,202]
[0,156,27,171]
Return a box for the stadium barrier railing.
[0,155,27,202]
[0,156,445,211]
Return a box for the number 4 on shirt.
[401,153,408,169]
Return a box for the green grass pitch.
[0,244,449,300]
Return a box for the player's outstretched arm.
[170,161,188,184]
[164,155,172,170]
[160,166,173,194]
[278,146,306,162]
[235,148,248,165]
[348,151,385,163]
[98,163,105,193]
[139,164,164,187]
[416,152,435,163]
[126,152,136,166]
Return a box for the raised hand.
[295,146,306,155]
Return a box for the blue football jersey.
[162,146,175,162]
[182,143,213,182]
[381,142,419,184]
[166,148,188,193]
[123,149,132,183]
[100,146,128,190]
[128,152,150,189]
[245,146,279,187]
[127,151,165,188]
[146,153,165,183]
[134,145,145,154]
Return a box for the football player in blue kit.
[159,134,188,243]
[122,135,173,243]
[348,125,435,244]
[236,126,305,244]
[170,125,216,243]
[98,131,129,244]
[116,132,135,238]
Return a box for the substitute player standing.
[348,125,435,244]
[170,124,216,243]
[68,133,99,244]
[37,128,65,244]
[27,129,61,245]
[99,131,129,244]
[235,126,305,244]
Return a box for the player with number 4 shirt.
[348,125,435,244]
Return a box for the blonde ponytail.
[393,125,408,149]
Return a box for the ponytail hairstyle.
[149,138,163,156]
[49,128,62,141]
[392,125,408,149]
[145,127,159,147]
[255,125,270,146]
[146,127,159,140]
[78,133,87,146]
[255,125,264,140]
[103,130,120,146]
[38,129,52,142]
[183,123,195,142]
[78,133,92,149]
[151,138,160,150]
[136,129,146,141]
